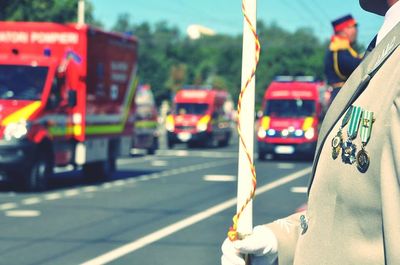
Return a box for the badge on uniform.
[331,106,353,159]
[356,110,374,173]
[342,106,363,164]
[331,105,374,173]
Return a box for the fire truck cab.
[257,76,327,159]
[0,22,138,190]
[166,87,233,148]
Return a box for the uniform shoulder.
[329,36,351,52]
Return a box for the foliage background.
[1,0,329,109]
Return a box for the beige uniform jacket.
[266,23,400,265]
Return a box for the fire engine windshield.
[175,103,209,115]
[265,99,315,118]
[0,65,48,100]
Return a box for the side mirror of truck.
[68,90,77,107]
[256,110,263,119]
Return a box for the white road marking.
[203,175,236,182]
[118,156,151,166]
[291,186,308,193]
[45,193,62,201]
[113,180,126,187]
[0,160,234,212]
[22,197,41,205]
[176,150,189,156]
[157,149,237,158]
[64,189,80,197]
[0,203,18,210]
[81,166,312,265]
[138,176,150,181]
[102,183,113,189]
[151,160,168,167]
[5,210,41,217]
[83,186,98,193]
[277,163,295,169]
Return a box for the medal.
[342,140,357,164]
[356,110,374,173]
[342,106,363,164]
[356,149,370,173]
[331,106,353,159]
[331,133,342,159]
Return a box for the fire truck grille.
[175,125,195,131]
[267,130,304,138]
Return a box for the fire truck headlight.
[295,129,304,137]
[4,121,28,141]
[304,128,315,140]
[165,122,174,132]
[267,129,276,137]
[197,123,208,132]
[257,127,267,138]
[196,115,211,132]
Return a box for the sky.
[91,0,384,46]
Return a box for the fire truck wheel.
[147,137,159,155]
[25,151,53,191]
[207,135,218,148]
[167,140,174,149]
[218,133,230,147]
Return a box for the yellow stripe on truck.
[302,117,314,130]
[1,101,42,126]
[261,116,270,130]
[198,115,211,126]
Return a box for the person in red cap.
[221,0,400,264]
[324,14,363,106]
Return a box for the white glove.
[221,225,278,265]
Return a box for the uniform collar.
[377,1,400,45]
[331,34,350,43]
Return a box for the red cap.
[332,14,357,33]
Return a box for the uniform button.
[300,214,308,235]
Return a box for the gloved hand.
[221,225,278,265]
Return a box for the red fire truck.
[0,22,138,190]
[256,76,328,160]
[166,88,234,148]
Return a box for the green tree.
[110,16,326,108]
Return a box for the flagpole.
[77,0,85,25]
[236,0,257,238]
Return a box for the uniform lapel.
[308,22,400,189]
[364,35,377,58]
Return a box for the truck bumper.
[167,131,209,144]
[0,139,36,173]
[258,141,317,156]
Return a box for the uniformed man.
[221,0,400,264]
[324,14,363,105]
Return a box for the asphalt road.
[0,139,312,265]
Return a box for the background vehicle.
[132,84,159,154]
[165,87,234,148]
[256,76,327,160]
[0,21,138,190]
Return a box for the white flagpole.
[236,0,257,238]
[78,0,85,25]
